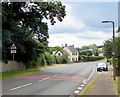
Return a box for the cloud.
[47,2,118,47]
[48,3,86,33]
[48,30,112,47]
[61,0,119,2]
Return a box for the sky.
[47,1,118,48]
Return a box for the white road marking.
[78,87,83,90]
[39,77,50,82]
[74,90,80,94]
[53,74,59,77]
[80,84,84,87]
[87,78,89,80]
[83,81,87,84]
[88,66,95,79]
[83,79,86,82]
[10,83,32,91]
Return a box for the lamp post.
[102,20,116,80]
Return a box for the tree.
[2,1,66,68]
[103,37,120,67]
[48,46,63,54]
[114,37,120,67]
[82,46,89,50]
[89,44,98,50]
[103,39,113,59]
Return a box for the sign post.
[10,43,17,71]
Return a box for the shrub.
[85,56,104,61]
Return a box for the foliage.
[89,44,98,50]
[76,48,82,51]
[103,37,120,67]
[85,56,104,61]
[2,2,66,68]
[79,44,98,51]
[103,39,113,59]
[79,50,103,61]
[36,53,69,67]
[86,51,92,56]
[2,69,39,79]
[79,51,92,60]
[94,51,99,56]
[48,46,63,54]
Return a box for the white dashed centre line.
[39,77,50,82]
[53,74,59,77]
[10,83,32,91]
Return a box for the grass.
[1,68,40,80]
[114,76,120,96]
[80,80,96,97]
[0,63,65,80]
[80,74,101,97]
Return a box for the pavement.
[79,65,118,97]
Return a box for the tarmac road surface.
[2,60,105,96]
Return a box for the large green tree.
[103,39,113,59]
[2,1,66,68]
[103,37,120,67]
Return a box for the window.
[58,53,61,56]
[72,58,75,61]
[72,53,76,55]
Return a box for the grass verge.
[1,63,65,80]
[80,80,96,97]
[114,76,120,96]
[80,74,101,97]
[1,68,40,80]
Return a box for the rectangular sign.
[11,50,16,54]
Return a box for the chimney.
[65,43,67,47]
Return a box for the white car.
[97,63,108,71]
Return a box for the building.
[53,50,68,56]
[53,44,79,62]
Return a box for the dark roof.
[67,46,78,53]
[61,50,68,55]
[55,50,68,55]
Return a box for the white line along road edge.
[73,65,96,95]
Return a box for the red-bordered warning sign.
[10,43,17,50]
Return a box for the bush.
[35,53,69,68]
[85,56,104,61]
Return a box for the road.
[2,60,105,96]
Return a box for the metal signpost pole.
[13,53,14,71]
[10,43,17,71]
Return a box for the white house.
[53,50,68,56]
[53,44,79,62]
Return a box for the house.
[53,50,68,56]
[53,44,79,62]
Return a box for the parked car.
[97,63,108,71]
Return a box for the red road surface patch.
[16,76,84,82]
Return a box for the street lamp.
[102,20,116,80]
[102,21,115,41]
